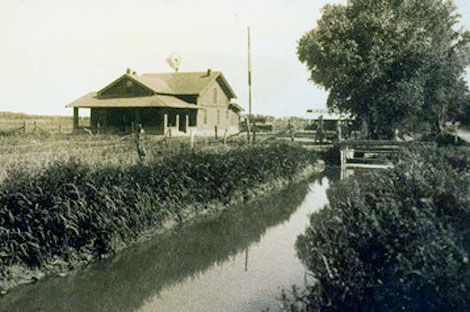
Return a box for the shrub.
[290,145,470,311]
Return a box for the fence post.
[214,126,218,140]
[23,121,26,134]
[340,145,345,180]
[223,128,228,146]
[73,107,79,132]
[58,125,61,134]
[337,121,343,141]
[246,118,251,143]
[33,121,37,133]
[252,120,256,142]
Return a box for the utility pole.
[248,26,253,142]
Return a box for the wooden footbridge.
[284,130,413,178]
[338,140,402,179]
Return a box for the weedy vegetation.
[283,144,470,312]
[0,138,316,292]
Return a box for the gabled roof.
[142,71,237,99]
[97,74,174,95]
[67,70,237,109]
[129,74,174,94]
[229,103,244,112]
[66,92,201,109]
[96,71,237,99]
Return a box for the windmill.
[166,52,182,72]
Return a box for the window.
[217,110,220,124]
[125,80,133,94]
[213,88,217,104]
[204,109,207,124]
[226,109,229,120]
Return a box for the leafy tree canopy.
[298,0,470,138]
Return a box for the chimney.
[207,69,211,76]
[126,68,131,74]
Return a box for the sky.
[1,0,470,118]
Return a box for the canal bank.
[283,144,470,311]
[0,142,323,295]
[0,170,336,312]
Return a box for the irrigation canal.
[0,172,336,312]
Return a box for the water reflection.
[0,176,331,312]
[313,166,340,184]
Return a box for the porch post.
[135,109,141,125]
[185,114,189,133]
[163,113,168,136]
[176,114,180,131]
[73,107,79,132]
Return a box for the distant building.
[306,108,354,140]
[66,69,243,135]
[306,109,351,122]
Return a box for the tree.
[298,0,470,138]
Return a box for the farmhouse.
[66,69,243,135]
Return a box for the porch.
[73,107,198,135]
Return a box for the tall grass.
[0,141,316,286]
[0,134,247,182]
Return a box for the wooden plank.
[341,139,401,145]
[347,158,389,164]
[344,163,393,170]
[352,148,400,153]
